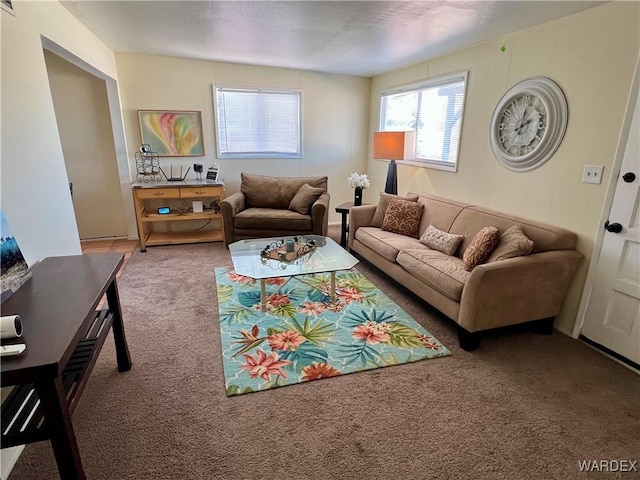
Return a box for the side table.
[335,201,369,248]
[1,253,132,480]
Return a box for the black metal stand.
[384,159,397,195]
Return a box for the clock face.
[498,93,546,157]
[490,77,568,172]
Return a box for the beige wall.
[1,1,120,263]
[367,2,640,333]
[44,50,128,239]
[115,54,371,233]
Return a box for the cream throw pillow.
[371,192,419,228]
[419,225,463,256]
[463,226,500,271]
[486,225,534,262]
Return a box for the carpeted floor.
[7,226,640,480]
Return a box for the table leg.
[106,279,132,372]
[260,279,267,311]
[339,211,348,247]
[330,271,336,303]
[34,377,86,480]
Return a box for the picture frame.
[138,110,204,157]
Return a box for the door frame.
[41,37,138,240]
[574,53,640,339]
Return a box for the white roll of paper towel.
[1,315,23,339]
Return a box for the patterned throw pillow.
[381,198,424,238]
[462,226,500,271]
[419,225,464,256]
[371,192,420,228]
[486,224,534,262]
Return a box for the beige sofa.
[348,192,582,350]
[221,173,330,247]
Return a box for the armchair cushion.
[241,173,327,209]
[289,183,325,215]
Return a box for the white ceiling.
[61,1,606,77]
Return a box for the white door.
[580,87,640,366]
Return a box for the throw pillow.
[486,224,534,262]
[288,183,325,215]
[381,198,424,238]
[419,225,464,256]
[462,226,500,271]
[371,192,420,228]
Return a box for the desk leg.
[106,279,132,372]
[35,377,86,480]
[340,211,348,247]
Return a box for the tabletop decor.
[215,267,451,396]
[347,172,370,206]
[260,237,317,263]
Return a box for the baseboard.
[1,445,24,480]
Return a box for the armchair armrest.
[458,250,583,332]
[220,192,246,247]
[311,192,330,235]
[348,205,377,248]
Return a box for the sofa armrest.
[348,205,377,248]
[311,192,330,235]
[458,250,583,332]
[220,192,246,247]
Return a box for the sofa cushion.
[382,198,424,238]
[234,208,313,231]
[397,249,471,301]
[241,173,328,209]
[288,183,325,215]
[486,224,534,262]
[355,227,424,262]
[463,225,499,271]
[419,225,464,256]
[371,192,419,228]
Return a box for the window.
[214,87,301,158]
[379,72,467,172]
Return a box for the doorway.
[43,50,127,240]
[578,59,640,370]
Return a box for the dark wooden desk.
[1,254,132,480]
[335,201,370,248]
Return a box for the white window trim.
[379,71,468,173]
[212,85,303,159]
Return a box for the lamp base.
[384,159,398,195]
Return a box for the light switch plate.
[582,165,604,184]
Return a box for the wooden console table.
[0,254,132,480]
[132,180,225,252]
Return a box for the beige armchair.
[221,173,330,247]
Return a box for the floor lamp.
[373,131,415,195]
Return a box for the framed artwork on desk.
[138,110,204,157]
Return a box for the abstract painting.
[138,110,204,156]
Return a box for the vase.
[354,187,363,206]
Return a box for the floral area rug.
[215,268,451,396]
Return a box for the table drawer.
[135,188,180,199]
[180,186,222,197]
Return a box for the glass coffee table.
[228,235,359,311]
